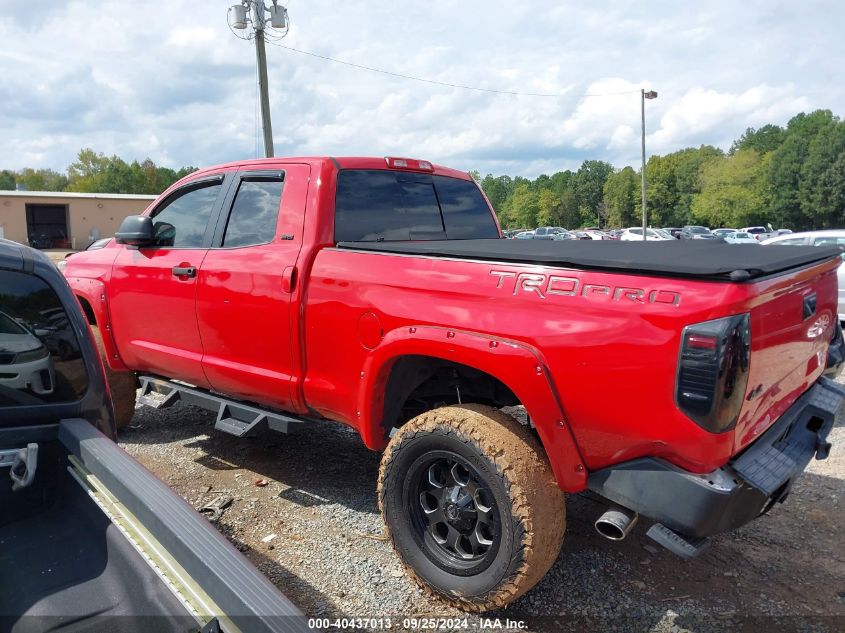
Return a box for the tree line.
[475,109,845,230]
[0,149,196,195]
[3,109,843,232]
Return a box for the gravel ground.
[119,378,845,632]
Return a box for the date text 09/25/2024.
[307,618,528,630]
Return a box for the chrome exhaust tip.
[595,506,639,541]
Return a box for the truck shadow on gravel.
[121,401,845,631]
[121,401,383,514]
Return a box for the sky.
[1,0,843,178]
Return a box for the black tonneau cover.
[337,239,843,280]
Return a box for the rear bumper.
[588,377,844,539]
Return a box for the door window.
[150,182,222,248]
[222,177,284,248]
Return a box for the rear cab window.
[334,170,499,242]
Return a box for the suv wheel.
[378,405,565,611]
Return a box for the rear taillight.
[676,314,751,433]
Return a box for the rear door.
[196,164,310,412]
[109,174,229,387]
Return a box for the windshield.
[689,226,710,234]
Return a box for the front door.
[109,174,228,387]
[196,164,309,412]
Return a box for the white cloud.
[0,0,842,177]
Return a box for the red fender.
[66,276,129,372]
[357,325,588,492]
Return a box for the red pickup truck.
[64,156,845,611]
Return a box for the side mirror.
[115,215,154,247]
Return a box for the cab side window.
[222,177,284,248]
[150,182,221,248]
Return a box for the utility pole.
[253,4,274,158]
[229,1,289,158]
[641,88,658,241]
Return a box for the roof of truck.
[338,238,844,281]
[187,156,472,181]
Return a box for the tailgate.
[733,257,841,453]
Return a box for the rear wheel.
[378,405,565,611]
[90,325,137,430]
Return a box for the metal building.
[0,190,155,250]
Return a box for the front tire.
[377,405,565,611]
[90,325,137,430]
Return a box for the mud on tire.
[90,325,137,429]
[377,404,566,611]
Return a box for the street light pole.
[641,88,658,241]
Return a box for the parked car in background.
[619,227,673,241]
[0,311,55,395]
[724,231,759,245]
[552,230,578,240]
[583,230,612,240]
[57,237,115,272]
[741,226,776,241]
[680,226,718,240]
[762,230,845,320]
[653,228,676,240]
[514,230,536,239]
[662,227,681,239]
[533,226,568,240]
[762,230,845,247]
[712,228,738,238]
[571,231,593,240]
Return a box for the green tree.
[65,148,194,194]
[574,160,613,225]
[508,183,540,228]
[0,170,15,190]
[767,110,839,228]
[799,120,845,228]
[691,149,769,227]
[15,168,67,191]
[642,146,723,226]
[603,166,639,228]
[479,174,513,215]
[536,188,561,226]
[730,124,787,155]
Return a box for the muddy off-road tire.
[378,405,566,611]
[90,325,137,429]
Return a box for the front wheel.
[377,405,565,611]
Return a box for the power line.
[265,41,640,99]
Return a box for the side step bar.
[138,376,307,438]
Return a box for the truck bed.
[338,239,843,280]
[0,421,305,633]
[0,460,195,633]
